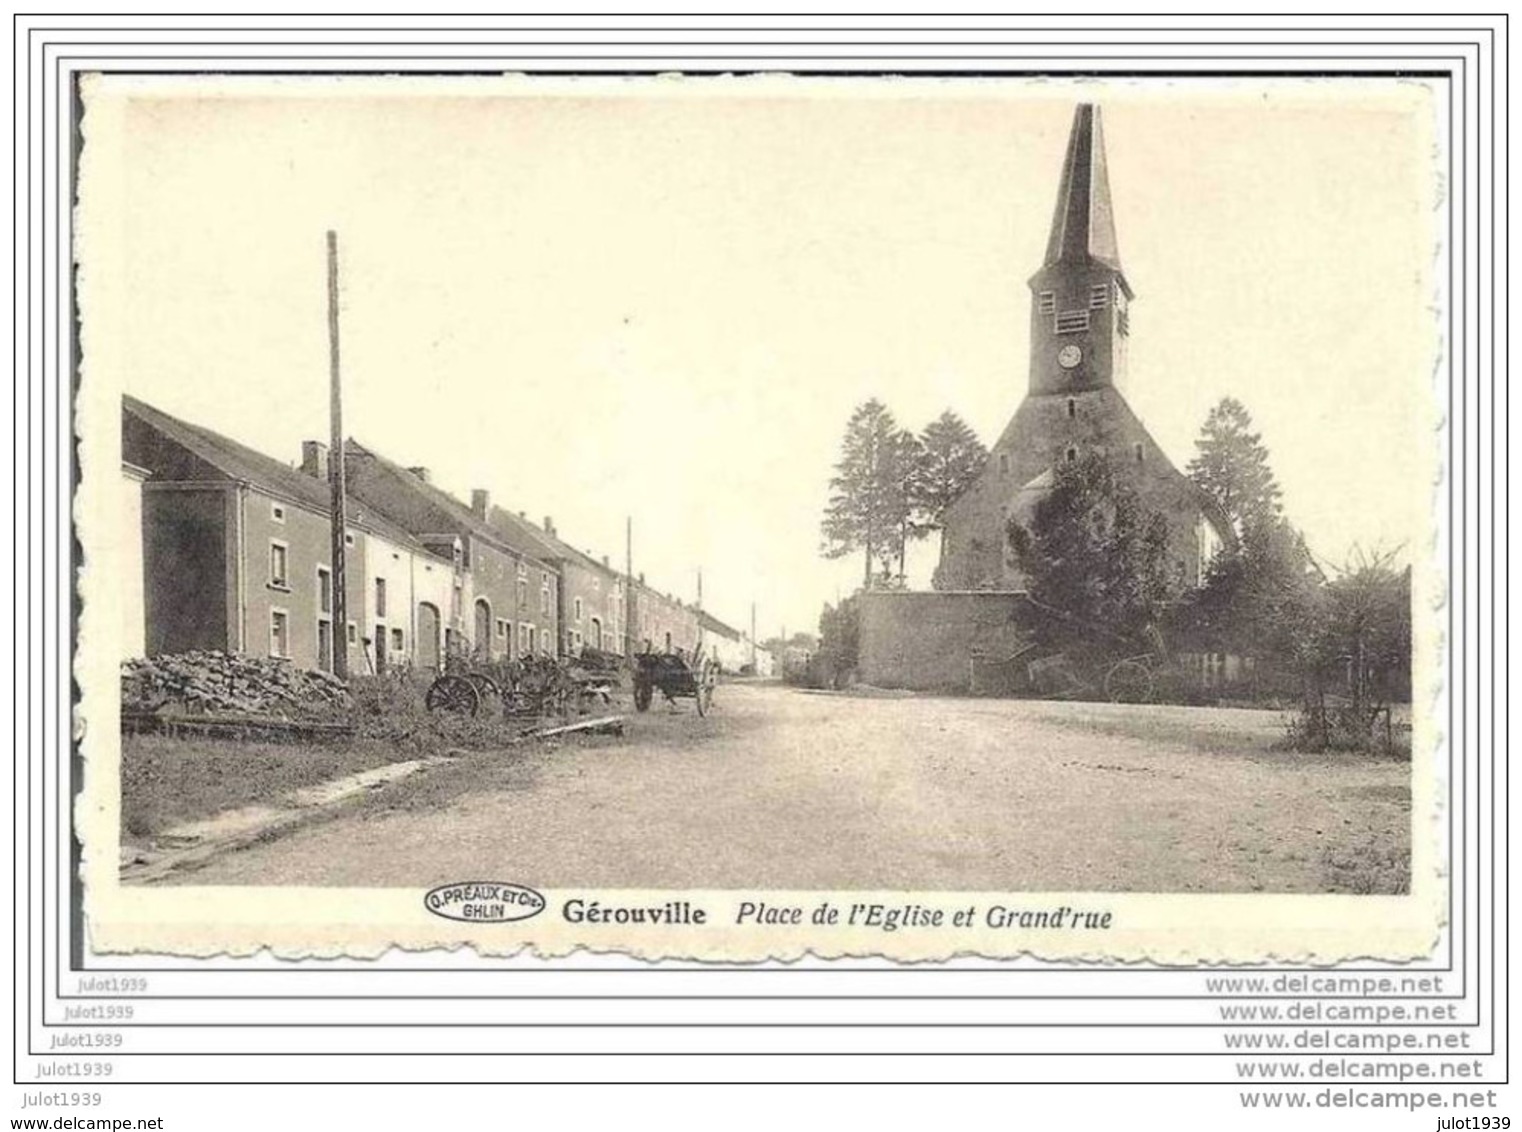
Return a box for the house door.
[589,617,602,650]
[417,602,441,670]
[474,599,492,658]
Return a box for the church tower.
[934,103,1227,593]
[1027,104,1132,398]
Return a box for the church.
[934,104,1228,593]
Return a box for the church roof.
[1043,104,1128,288]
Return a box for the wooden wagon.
[631,647,718,716]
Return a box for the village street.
[158,683,1410,894]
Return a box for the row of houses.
[120,395,774,677]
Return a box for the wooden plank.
[520,715,626,740]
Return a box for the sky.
[81,75,1442,640]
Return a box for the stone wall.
[858,591,1037,693]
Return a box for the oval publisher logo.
[423,881,546,924]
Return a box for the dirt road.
[156,683,1410,893]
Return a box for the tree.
[1187,515,1325,681]
[887,428,925,580]
[820,400,917,587]
[814,594,862,690]
[910,410,989,555]
[1187,397,1283,537]
[1007,452,1183,639]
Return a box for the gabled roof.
[343,440,556,569]
[1042,104,1129,290]
[698,610,742,640]
[482,502,626,583]
[122,395,426,551]
[482,505,575,567]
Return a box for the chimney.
[471,489,490,519]
[300,440,329,481]
[543,515,556,536]
[408,466,431,484]
[518,510,526,519]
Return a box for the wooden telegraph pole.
[326,231,350,680]
[624,515,634,656]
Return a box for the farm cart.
[631,647,718,716]
[425,655,573,719]
[1020,617,1172,704]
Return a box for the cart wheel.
[1104,659,1154,704]
[633,679,653,713]
[465,673,499,708]
[426,674,481,716]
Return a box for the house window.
[317,566,332,615]
[572,629,583,650]
[999,453,1010,475]
[573,597,583,622]
[496,618,507,638]
[269,609,289,658]
[271,503,286,523]
[1037,290,1056,314]
[1066,398,1076,419]
[540,574,551,616]
[346,622,357,644]
[1089,283,1109,309]
[452,581,463,622]
[269,541,289,588]
[391,627,404,652]
[1065,446,1078,463]
[1135,442,1145,464]
[1117,307,1130,337]
[316,618,333,672]
[517,578,528,611]
[374,577,387,618]
[1056,310,1089,334]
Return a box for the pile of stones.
[121,651,350,717]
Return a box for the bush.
[346,674,543,755]
[1279,696,1408,758]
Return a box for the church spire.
[1043,103,1123,274]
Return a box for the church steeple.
[1044,104,1124,276]
[1028,103,1133,397]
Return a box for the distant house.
[481,506,627,658]
[630,575,700,657]
[697,610,746,671]
[342,444,560,664]
[122,396,451,673]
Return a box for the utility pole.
[624,515,634,656]
[326,231,349,680]
[750,601,757,670]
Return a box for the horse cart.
[424,648,628,719]
[1020,620,1172,704]
[631,647,718,716]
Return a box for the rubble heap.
[122,652,351,717]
